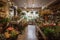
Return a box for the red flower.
[7,27,14,31]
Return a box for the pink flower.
[50,23,56,26]
[7,27,14,31]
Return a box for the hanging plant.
[27,10,29,13]
[36,11,38,14]
[31,11,33,14]
[17,9,21,14]
[21,12,26,15]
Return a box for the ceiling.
[12,0,56,8]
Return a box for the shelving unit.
[0,0,9,18]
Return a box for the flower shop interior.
[0,0,60,40]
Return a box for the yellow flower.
[16,31,19,34]
[4,32,11,38]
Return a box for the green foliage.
[42,26,60,40]
[17,9,21,14]
[18,25,25,34]
[11,30,17,37]
[0,18,10,23]
[31,11,33,14]
[0,34,5,40]
[27,11,29,13]
[21,12,26,15]
[43,27,55,36]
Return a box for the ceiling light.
[32,4,35,7]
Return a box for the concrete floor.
[17,25,37,40]
[25,25,37,40]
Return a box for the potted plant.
[4,26,19,40]
[17,8,22,16]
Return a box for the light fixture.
[24,0,35,8]
[32,4,35,7]
[42,6,45,9]
[24,6,27,9]
[32,0,35,8]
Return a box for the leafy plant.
[27,11,29,13]
[43,27,55,36]
[21,12,26,15]
[41,27,57,40]
[17,9,21,14]
[11,30,19,37]
[0,34,6,40]
[4,27,19,39]
[31,11,33,14]
[0,18,10,23]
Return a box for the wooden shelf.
[0,1,6,7]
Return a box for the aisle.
[25,25,37,40]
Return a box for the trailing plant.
[17,9,21,14]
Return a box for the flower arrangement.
[4,26,19,39]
